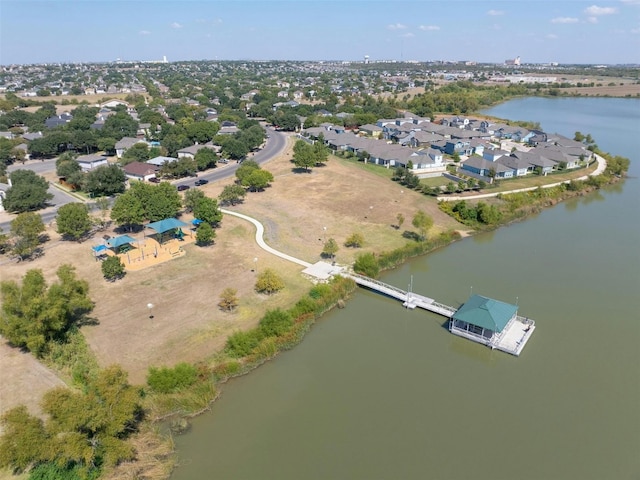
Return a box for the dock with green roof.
[346,272,535,356]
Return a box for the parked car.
[177,185,190,191]
[194,179,209,186]
[148,177,161,183]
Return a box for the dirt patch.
[0,341,65,420]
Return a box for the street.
[0,129,288,232]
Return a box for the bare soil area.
[0,138,464,402]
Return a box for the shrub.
[259,309,293,337]
[147,362,198,393]
[353,252,380,278]
[225,330,263,358]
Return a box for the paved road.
[0,128,288,232]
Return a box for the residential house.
[115,137,146,158]
[461,156,513,178]
[177,143,219,159]
[75,154,108,171]
[444,140,473,156]
[147,156,178,167]
[495,154,531,177]
[358,124,384,138]
[512,150,556,175]
[123,161,159,182]
[22,131,43,141]
[483,148,509,162]
[45,113,73,129]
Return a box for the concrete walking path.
[221,208,312,268]
[437,154,607,202]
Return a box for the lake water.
[172,98,640,480]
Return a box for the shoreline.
[0,98,631,479]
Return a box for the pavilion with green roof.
[449,294,518,347]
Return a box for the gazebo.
[106,235,138,253]
[145,218,189,243]
[449,294,518,348]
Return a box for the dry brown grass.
[0,136,463,397]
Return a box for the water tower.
[364,55,370,64]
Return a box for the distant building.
[504,56,521,66]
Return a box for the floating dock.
[345,272,535,356]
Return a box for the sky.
[1,0,639,65]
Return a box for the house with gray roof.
[115,137,146,158]
[76,154,108,171]
[147,156,178,166]
[512,150,556,175]
[495,154,531,177]
[461,156,513,179]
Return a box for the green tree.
[292,140,316,172]
[97,137,117,155]
[353,252,379,278]
[56,158,82,180]
[102,112,138,140]
[218,288,239,312]
[101,255,126,281]
[235,160,260,183]
[182,188,205,213]
[195,222,216,246]
[10,212,45,260]
[120,142,149,164]
[412,210,433,241]
[40,365,140,469]
[242,168,273,191]
[85,164,126,197]
[56,203,92,241]
[0,265,93,356]
[192,196,222,225]
[110,191,145,231]
[3,170,53,213]
[322,238,339,259]
[344,232,364,248]
[312,139,329,166]
[446,181,457,194]
[255,268,285,294]
[218,184,247,205]
[194,147,218,171]
[0,406,49,473]
[129,181,181,221]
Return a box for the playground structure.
[91,218,195,271]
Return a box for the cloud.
[586,16,598,23]
[551,17,579,23]
[171,22,183,29]
[401,32,415,38]
[487,9,504,16]
[139,30,151,35]
[584,5,618,15]
[387,23,407,30]
[632,27,640,33]
[546,33,558,39]
[419,25,440,31]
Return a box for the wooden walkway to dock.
[345,272,457,317]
